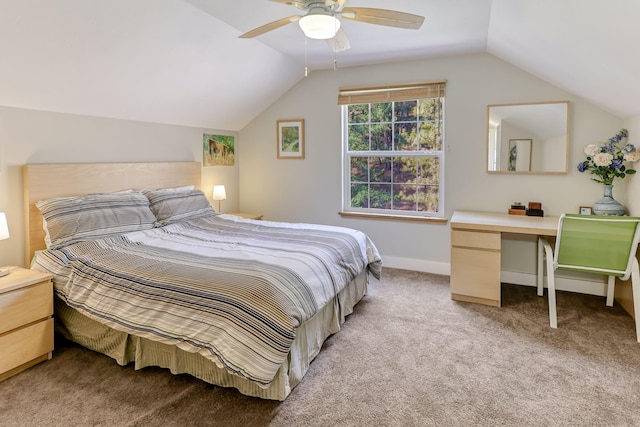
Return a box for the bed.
[23,162,381,400]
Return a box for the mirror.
[487,101,570,174]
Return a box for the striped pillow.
[142,188,216,226]
[36,191,156,249]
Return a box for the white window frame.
[341,93,445,218]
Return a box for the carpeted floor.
[2,268,640,427]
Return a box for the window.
[340,81,445,217]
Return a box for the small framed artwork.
[203,133,235,167]
[579,206,593,215]
[277,119,305,159]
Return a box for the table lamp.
[0,212,10,277]
[212,185,226,213]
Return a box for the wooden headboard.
[23,162,202,266]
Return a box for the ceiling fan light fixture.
[298,13,340,40]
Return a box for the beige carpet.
[2,268,640,427]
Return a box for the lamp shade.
[212,185,227,201]
[0,212,9,240]
[299,13,340,40]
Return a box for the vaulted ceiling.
[0,0,637,131]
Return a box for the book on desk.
[509,202,543,217]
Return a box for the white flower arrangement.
[577,129,638,185]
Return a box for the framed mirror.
[487,101,570,174]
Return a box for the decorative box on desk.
[0,267,54,382]
[526,202,544,217]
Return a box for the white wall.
[0,106,239,267]
[625,115,640,216]
[239,53,624,275]
[541,135,566,172]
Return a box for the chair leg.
[546,257,557,328]
[606,275,615,307]
[537,238,544,297]
[540,238,557,328]
[631,259,640,343]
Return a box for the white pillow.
[142,188,215,226]
[36,191,156,249]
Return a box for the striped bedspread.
[32,214,382,385]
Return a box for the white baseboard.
[501,271,608,297]
[381,256,450,276]
[382,256,608,297]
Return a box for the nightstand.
[229,213,263,220]
[0,267,54,382]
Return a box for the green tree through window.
[342,90,444,216]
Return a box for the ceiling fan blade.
[341,7,425,30]
[269,0,307,9]
[326,27,350,52]
[239,15,301,38]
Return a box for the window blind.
[337,80,446,105]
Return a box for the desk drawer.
[451,230,500,250]
[450,247,501,302]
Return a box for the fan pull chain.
[333,16,339,71]
[304,36,308,77]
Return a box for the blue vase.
[592,184,625,216]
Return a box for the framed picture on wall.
[277,119,304,159]
[203,134,235,167]
[508,139,532,172]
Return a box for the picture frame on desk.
[579,206,593,215]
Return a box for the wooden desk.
[450,210,559,307]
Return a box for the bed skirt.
[53,270,369,401]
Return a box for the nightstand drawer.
[0,280,53,335]
[0,318,54,374]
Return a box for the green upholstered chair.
[538,214,640,342]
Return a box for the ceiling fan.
[239,0,425,52]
